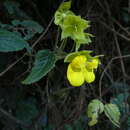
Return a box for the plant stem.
[54,27,60,50]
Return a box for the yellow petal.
[83,68,95,83]
[71,55,87,70]
[92,59,99,69]
[86,58,99,69]
[67,64,84,86]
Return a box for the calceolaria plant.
[0,0,122,129]
[54,1,99,87]
[23,1,97,85]
[15,1,120,128]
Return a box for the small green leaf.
[87,99,104,126]
[110,93,129,114]
[64,50,92,63]
[104,104,120,127]
[22,50,56,84]
[0,29,30,52]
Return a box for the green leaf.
[104,104,120,127]
[12,20,44,33]
[12,20,44,40]
[22,50,56,84]
[110,93,129,114]
[4,1,30,19]
[0,29,30,52]
[64,50,92,63]
[87,99,104,126]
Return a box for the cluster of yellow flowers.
[67,55,99,87]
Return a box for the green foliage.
[12,20,44,40]
[87,99,104,126]
[22,50,56,84]
[0,19,43,41]
[73,119,85,130]
[127,117,130,129]
[0,29,30,52]
[63,116,87,130]
[87,99,121,127]
[111,93,129,114]
[0,0,126,130]
[122,8,130,24]
[110,92,130,129]
[12,20,43,33]
[4,0,30,19]
[16,98,38,124]
[104,104,120,127]
[64,124,73,130]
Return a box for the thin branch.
[0,107,28,128]
[0,17,54,77]
[99,55,130,98]
[0,54,26,77]
[99,21,130,41]
[32,17,54,48]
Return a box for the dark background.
[0,0,130,130]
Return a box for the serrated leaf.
[11,20,43,40]
[64,50,92,63]
[110,93,129,114]
[0,29,30,52]
[104,104,120,127]
[12,20,44,33]
[22,50,56,84]
[87,99,104,126]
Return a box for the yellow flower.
[67,55,99,87]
